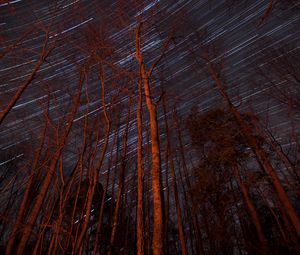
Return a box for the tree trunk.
[137,76,145,255]
[0,31,54,125]
[74,67,111,254]
[163,98,188,255]
[135,23,164,255]
[6,117,48,255]
[108,95,132,255]
[233,165,268,249]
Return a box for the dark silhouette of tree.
[187,107,300,254]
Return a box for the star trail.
[0,0,299,254]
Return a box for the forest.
[0,0,299,254]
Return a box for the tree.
[187,108,270,253]
[135,22,168,255]
[202,47,300,240]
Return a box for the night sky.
[0,1,300,253]
[1,1,299,151]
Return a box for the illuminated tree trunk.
[92,122,118,255]
[50,105,93,255]
[145,127,152,255]
[137,76,145,255]
[135,23,164,255]
[6,116,48,255]
[33,177,58,255]
[65,154,86,252]
[0,30,54,125]
[74,68,111,254]
[233,166,268,248]
[15,72,84,255]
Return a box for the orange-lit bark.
[74,67,111,254]
[15,71,84,255]
[163,123,170,255]
[5,114,48,255]
[251,115,300,190]
[233,166,268,248]
[65,153,86,252]
[0,30,54,125]
[257,0,273,27]
[135,23,165,255]
[92,122,118,255]
[137,76,145,255]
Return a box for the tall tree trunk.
[92,121,119,255]
[135,23,164,255]
[6,116,48,255]
[173,108,204,254]
[163,127,170,255]
[233,165,268,249]
[50,103,93,255]
[137,76,145,255]
[251,115,300,187]
[163,98,188,255]
[108,95,132,255]
[74,67,111,254]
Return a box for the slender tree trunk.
[6,116,48,255]
[51,103,92,254]
[92,122,118,255]
[33,176,59,255]
[137,76,145,255]
[163,98,188,255]
[64,152,86,252]
[233,166,268,249]
[164,130,170,255]
[251,115,300,186]
[108,95,132,255]
[173,108,204,254]
[145,127,152,255]
[135,23,164,255]
[0,31,54,125]
[74,68,111,254]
